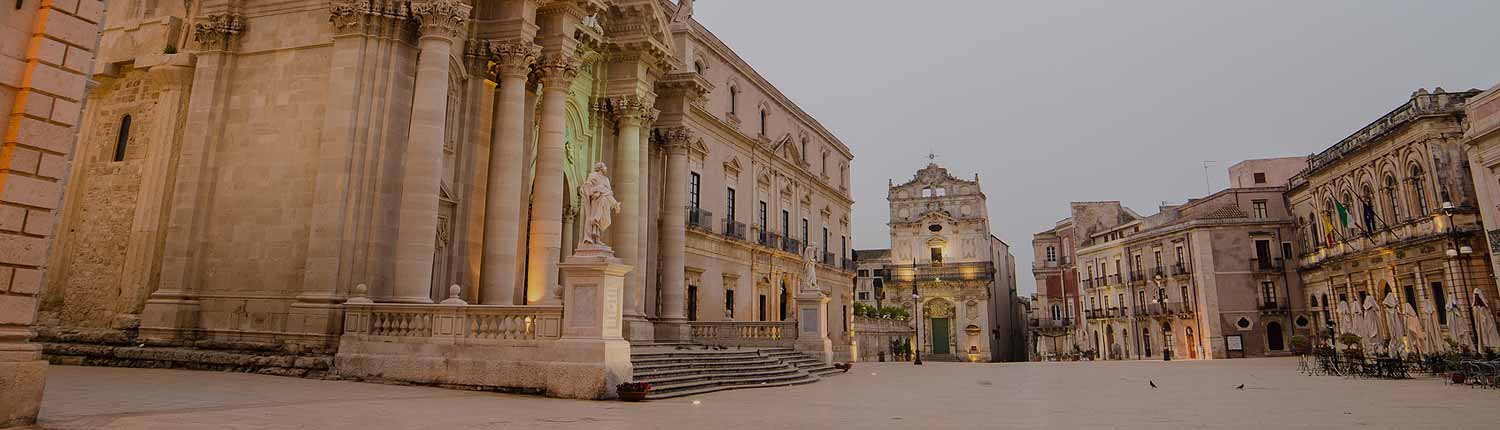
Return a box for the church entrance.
[931,318,950,355]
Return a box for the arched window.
[1384,174,1403,223]
[1045,246,1056,262]
[1340,191,1356,235]
[1360,183,1375,231]
[728,86,738,115]
[113,115,132,162]
[758,109,767,136]
[1409,164,1429,216]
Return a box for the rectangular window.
[857,291,869,301]
[1254,172,1267,184]
[1403,285,1417,311]
[930,247,943,265]
[1252,200,1267,219]
[726,188,736,223]
[1261,282,1277,306]
[802,218,809,242]
[822,227,829,254]
[687,285,699,321]
[781,210,790,236]
[1281,242,1293,260]
[759,201,768,229]
[758,294,768,321]
[873,269,884,277]
[725,289,735,320]
[689,172,701,210]
[858,270,869,278]
[1153,250,1162,271]
[1181,286,1190,306]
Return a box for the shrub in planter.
[617,382,651,401]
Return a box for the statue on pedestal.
[801,242,819,294]
[579,162,620,248]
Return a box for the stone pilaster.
[391,0,470,303]
[0,0,106,425]
[143,12,247,341]
[654,126,691,341]
[478,40,540,305]
[524,54,578,304]
[609,95,653,339]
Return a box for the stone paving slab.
[29,358,1500,429]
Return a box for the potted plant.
[616,382,651,401]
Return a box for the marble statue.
[802,242,819,293]
[579,162,620,247]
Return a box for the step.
[633,360,790,378]
[632,356,782,372]
[643,374,819,400]
[634,366,805,386]
[630,349,765,359]
[644,369,817,397]
[630,354,769,366]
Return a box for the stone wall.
[853,316,912,362]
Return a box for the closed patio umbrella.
[1474,290,1500,352]
[1363,296,1382,354]
[1402,302,1424,356]
[1447,303,1470,351]
[1383,293,1405,357]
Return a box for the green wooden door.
[931,318,950,355]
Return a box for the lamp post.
[1440,201,1482,349]
[912,284,922,365]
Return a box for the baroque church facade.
[33,0,857,395]
[855,163,1022,362]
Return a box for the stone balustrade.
[343,303,563,341]
[688,321,797,347]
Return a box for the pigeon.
[1149,380,1157,389]
[1236,384,1245,390]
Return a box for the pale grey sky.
[691,0,1500,296]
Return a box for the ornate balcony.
[1258,301,1289,313]
[688,321,797,347]
[758,230,781,249]
[780,236,803,254]
[1250,257,1284,273]
[1030,318,1075,330]
[881,261,995,283]
[1171,262,1191,277]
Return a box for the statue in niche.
[579,162,620,247]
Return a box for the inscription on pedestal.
[571,284,598,329]
[800,309,819,334]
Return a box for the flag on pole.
[1333,199,1350,229]
[1321,212,1335,246]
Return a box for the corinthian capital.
[329,0,410,36]
[655,126,693,153]
[535,53,580,89]
[491,41,542,79]
[609,95,656,124]
[409,0,471,42]
[193,13,245,52]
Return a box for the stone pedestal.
[795,291,833,363]
[557,245,634,398]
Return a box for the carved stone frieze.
[409,0,471,42]
[328,0,410,37]
[193,13,245,52]
[655,126,692,154]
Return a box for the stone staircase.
[628,344,842,399]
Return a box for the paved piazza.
[32,358,1500,430]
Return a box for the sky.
[691,0,1500,296]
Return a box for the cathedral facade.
[33,0,856,395]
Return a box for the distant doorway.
[931,318,951,355]
[1267,321,1285,351]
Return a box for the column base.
[0,353,46,428]
[653,318,689,342]
[139,298,201,343]
[623,314,655,342]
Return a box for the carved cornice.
[657,71,715,111]
[328,0,411,37]
[535,53,580,89]
[193,13,245,52]
[409,0,471,42]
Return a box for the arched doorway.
[1105,324,1116,360]
[924,298,955,356]
[1267,321,1285,351]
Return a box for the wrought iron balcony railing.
[722,220,747,241]
[686,206,714,233]
[1171,262,1191,277]
[1250,257,1284,273]
[881,261,995,283]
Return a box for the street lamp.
[912,286,923,365]
[1439,201,1482,349]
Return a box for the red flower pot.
[618,390,648,402]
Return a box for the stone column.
[637,115,654,320]
[479,41,539,305]
[610,96,651,339]
[525,54,578,304]
[391,0,470,303]
[654,127,691,340]
[0,0,105,425]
